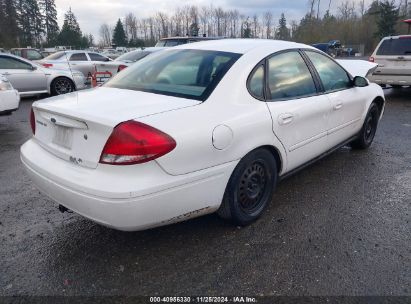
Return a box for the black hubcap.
[55,79,73,95]
[238,162,267,214]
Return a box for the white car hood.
[34,87,201,127]
[336,59,378,77]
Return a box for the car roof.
[160,36,223,41]
[382,35,411,40]
[173,39,314,55]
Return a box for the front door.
[0,55,47,93]
[304,50,368,147]
[264,51,331,172]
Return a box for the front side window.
[248,65,265,99]
[305,51,351,92]
[70,53,88,61]
[105,49,241,101]
[0,56,32,69]
[268,51,317,100]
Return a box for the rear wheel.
[51,77,75,96]
[351,103,380,150]
[218,149,277,226]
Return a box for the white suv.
[368,35,411,88]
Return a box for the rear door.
[263,50,331,172]
[89,52,118,76]
[68,52,93,78]
[373,37,411,78]
[303,50,367,147]
[0,55,47,93]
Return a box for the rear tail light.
[41,63,53,68]
[369,56,375,62]
[30,108,36,135]
[117,65,127,73]
[99,121,176,165]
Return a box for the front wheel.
[351,103,380,150]
[218,149,277,226]
[51,77,75,96]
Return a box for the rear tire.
[51,77,75,96]
[218,149,277,226]
[351,103,380,150]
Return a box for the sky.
[54,0,373,39]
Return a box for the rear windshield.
[377,38,411,55]
[155,39,188,47]
[116,51,150,62]
[105,49,241,101]
[44,52,66,60]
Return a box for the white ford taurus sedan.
[21,39,385,231]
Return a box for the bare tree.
[263,11,273,38]
[99,23,111,46]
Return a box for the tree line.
[101,0,410,54]
[1,0,410,54]
[0,0,93,49]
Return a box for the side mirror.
[31,65,37,71]
[353,76,368,87]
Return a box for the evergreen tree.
[189,22,200,36]
[275,13,290,40]
[112,19,127,46]
[242,17,252,38]
[39,0,59,46]
[376,0,399,39]
[0,0,20,47]
[58,8,83,48]
[16,0,44,47]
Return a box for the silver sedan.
[37,51,124,79]
[0,54,86,96]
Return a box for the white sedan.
[0,75,20,116]
[21,39,385,231]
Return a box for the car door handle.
[334,102,343,110]
[2,72,10,76]
[278,113,294,125]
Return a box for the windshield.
[116,51,150,62]
[105,49,241,101]
[377,38,411,55]
[44,52,66,60]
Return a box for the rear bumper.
[368,74,411,86]
[0,90,20,114]
[21,139,236,231]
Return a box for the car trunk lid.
[32,87,200,169]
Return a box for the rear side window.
[70,53,88,61]
[377,38,411,55]
[305,51,351,92]
[267,51,317,100]
[248,65,265,99]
